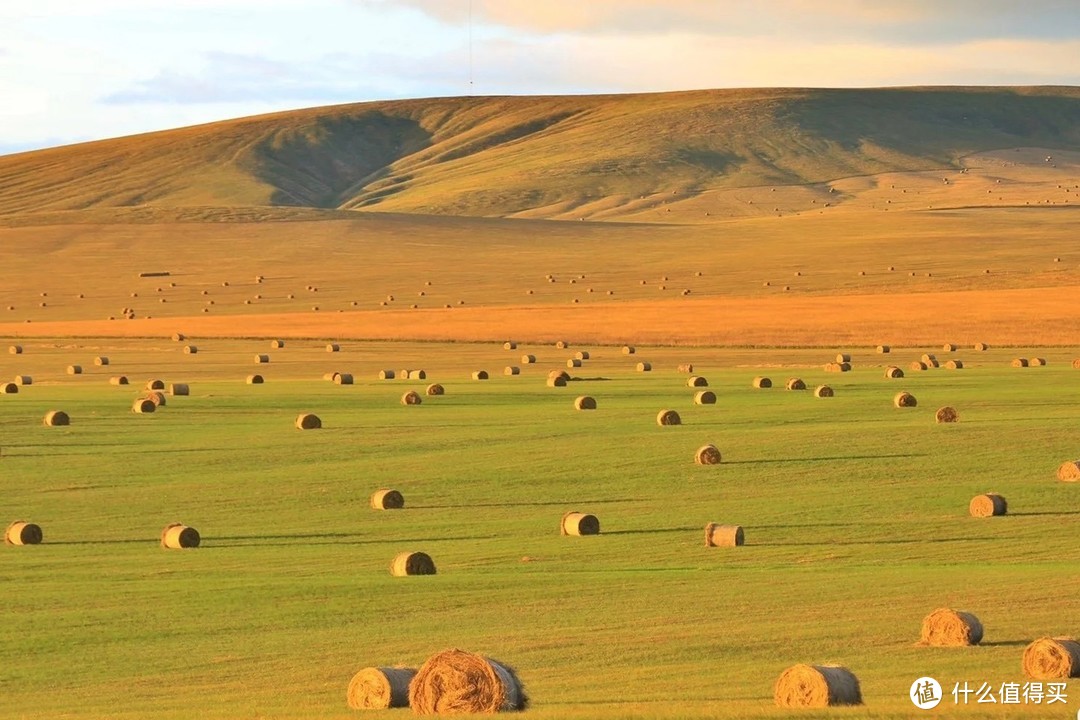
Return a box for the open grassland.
[2,338,1078,719]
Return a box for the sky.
[2,0,1079,155]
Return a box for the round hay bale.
[823,363,842,373]
[969,493,1006,517]
[370,488,405,510]
[785,378,805,391]
[1073,359,1080,369]
[694,390,717,405]
[347,666,417,710]
[326,343,340,353]
[295,413,321,430]
[876,345,890,353]
[1022,637,1080,679]
[835,353,851,363]
[109,375,129,386]
[636,362,652,372]
[548,370,571,381]
[566,358,582,368]
[180,344,199,355]
[254,354,269,364]
[390,551,436,576]
[1,382,18,394]
[974,342,989,351]
[935,406,959,423]
[546,375,567,388]
[774,664,862,708]
[94,356,109,366]
[677,363,694,373]
[246,374,264,384]
[503,366,520,376]
[270,339,284,349]
[409,649,526,715]
[1011,357,1028,367]
[920,354,937,365]
[423,384,442,397]
[403,390,424,405]
[334,373,354,385]
[884,366,904,379]
[919,608,984,646]
[910,361,928,371]
[621,345,635,355]
[752,376,772,389]
[1030,357,1046,366]
[11,375,33,389]
[168,383,189,396]
[894,391,917,408]
[574,395,596,410]
[9,345,22,354]
[160,523,200,549]
[472,370,489,380]
[656,409,681,426]
[503,341,517,350]
[145,391,166,407]
[66,365,82,375]
[695,444,722,465]
[4,521,43,546]
[521,354,536,364]
[574,351,590,360]
[561,511,600,536]
[942,343,956,352]
[944,359,963,369]
[704,522,742,546]
[378,369,395,380]
[814,385,834,398]
[409,370,427,380]
[687,376,708,387]
[555,341,568,349]
[1055,460,1080,482]
[43,410,69,426]
[172,333,185,342]
[132,397,156,414]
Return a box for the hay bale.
[347,666,417,710]
[521,354,536,364]
[1055,461,1080,481]
[109,376,129,386]
[752,376,772,389]
[695,444,722,465]
[677,363,694,373]
[409,649,526,715]
[944,360,963,369]
[622,346,635,355]
[574,395,597,410]
[656,409,681,426]
[270,339,284,349]
[390,551,436,576]
[334,373,354,385]
[774,664,862,708]
[942,343,957,352]
[894,391,917,408]
[687,376,708,387]
[503,366,520,376]
[884,366,904,379]
[1030,357,1047,366]
[94,356,109,366]
[1022,637,1080,679]
[409,370,427,380]
[66,365,82,375]
[503,341,517,350]
[1,382,17,394]
[835,353,851,363]
[935,406,959,423]
[403,390,424,404]
[183,345,198,354]
[548,369,571,381]
[132,398,156,414]
[704,522,742,546]
[146,391,166,407]
[974,342,989,351]
[694,390,717,405]
[1073,359,1080,369]
[561,511,600,536]
[785,378,805,390]
[43,410,69,426]
[814,385,834,398]
[172,333,185,342]
[823,363,842,373]
[327,343,340,352]
[4,521,43,546]
[378,370,395,380]
[555,341,568,349]
[424,384,442,397]
[472,370,489,380]
[295,413,321,430]
[1011,357,1028,367]
[566,358,582,368]
[160,523,200,549]
[254,354,269,364]
[246,374,264,384]
[14,375,32,386]
[876,345,890,353]
[574,351,590,360]
[169,383,189,396]
[370,488,405,510]
[920,353,937,364]
[636,362,652,372]
[919,608,984,646]
[969,493,1006,517]
[546,375,567,388]
[910,361,928,371]
[8,345,22,354]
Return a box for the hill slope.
[2,86,1079,219]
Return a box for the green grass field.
[2,339,1077,718]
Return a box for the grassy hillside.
[1,87,1079,219]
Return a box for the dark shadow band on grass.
[603,526,700,536]
[413,498,644,510]
[724,452,927,465]
[979,640,1032,647]
[1007,511,1080,517]
[208,532,498,547]
[764,536,997,547]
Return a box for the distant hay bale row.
[1023,637,1080,679]
[894,392,917,408]
[561,511,599,536]
[160,523,200,549]
[752,376,771,389]
[704,522,742,546]
[920,608,984,646]
[347,667,417,710]
[969,493,1006,517]
[371,489,404,510]
[774,664,862,708]
[391,551,436,576]
[5,520,43,546]
[409,649,526,715]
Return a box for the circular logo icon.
[910,677,943,709]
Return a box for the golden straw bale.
[656,409,681,426]
[687,376,708,387]
[169,383,189,396]
[5,521,43,546]
[503,341,517,350]
[94,356,109,366]
[975,342,989,351]
[838,362,851,372]
[347,666,417,710]
[390,551,436,576]
[160,523,200,549]
[677,363,694,373]
[555,341,567,349]
[403,390,424,404]
[942,343,956,352]
[409,649,526,715]
[936,406,959,423]
[704,522,742,546]
[876,345,890,353]
[567,358,582,368]
[785,378,805,390]
[910,361,928,371]
[894,391,917,408]
[295,413,321,429]
[546,376,567,388]
[919,608,984,646]
[1055,461,1080,482]
[132,398,156,414]
[409,370,427,380]
[370,489,405,510]
[270,339,284,349]
[521,354,536,364]
[1,382,17,394]
[774,664,862,708]
[561,511,600,536]
[814,385,834,398]
[14,375,32,385]
[823,363,842,373]
[969,493,1006,517]
[1073,359,1080,369]
[327,343,340,352]
[752,376,772,389]
[109,376,129,386]
[378,370,395,380]
[548,370,571,381]
[246,374,264,384]
[43,410,69,426]
[835,353,851,363]
[944,360,963,369]
[636,362,652,372]
[145,391,166,407]
[472,370,489,380]
[574,395,596,410]
[424,384,442,397]
[171,333,185,342]
[8,345,22,354]
[695,444,722,465]
[622,345,635,355]
[1030,357,1046,366]
[254,354,269,364]
[694,390,717,405]
[503,366,520,376]
[884,366,904,379]
[1022,637,1080,679]
[66,365,82,375]
[574,351,590,360]
[1011,358,1028,367]
[334,373,354,385]
[920,353,936,364]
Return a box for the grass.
[1,339,1078,718]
